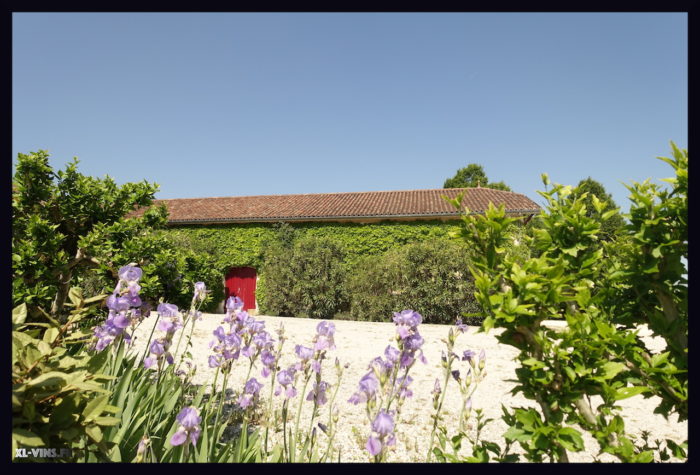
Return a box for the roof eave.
[165,209,540,225]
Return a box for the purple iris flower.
[238,395,254,409]
[244,378,263,395]
[118,265,143,282]
[261,350,276,367]
[369,356,392,376]
[235,310,250,325]
[349,371,379,404]
[226,296,244,312]
[392,309,422,328]
[127,282,141,297]
[395,375,413,399]
[462,349,477,362]
[399,352,414,368]
[239,378,263,408]
[275,368,297,398]
[95,337,112,351]
[366,436,382,456]
[359,372,379,395]
[306,381,330,406]
[277,368,294,386]
[316,321,335,336]
[150,339,165,355]
[157,303,179,318]
[157,318,181,334]
[248,320,266,335]
[432,378,441,395]
[112,312,131,329]
[107,295,131,312]
[372,410,395,436]
[260,350,276,378]
[384,345,400,363]
[253,331,273,348]
[177,407,201,428]
[224,332,241,347]
[455,318,469,333]
[295,345,314,361]
[208,355,221,368]
[170,406,201,447]
[194,282,206,301]
[213,326,226,342]
[170,406,202,445]
[313,321,336,350]
[403,332,424,351]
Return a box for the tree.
[443,163,512,191]
[12,151,165,322]
[570,177,626,240]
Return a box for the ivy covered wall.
[164,219,467,272]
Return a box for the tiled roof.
[131,188,540,224]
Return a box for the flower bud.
[478,349,486,370]
[464,397,473,419]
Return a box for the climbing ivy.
[164,220,469,270]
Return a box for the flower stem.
[426,358,453,462]
[282,403,289,462]
[210,367,231,459]
[204,366,221,417]
[264,366,278,454]
[294,372,312,451]
[139,313,160,367]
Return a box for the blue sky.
[13,13,687,211]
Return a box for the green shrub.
[12,297,116,462]
[453,142,688,462]
[260,233,348,319]
[347,240,482,324]
[12,151,162,324]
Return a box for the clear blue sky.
[13,13,687,211]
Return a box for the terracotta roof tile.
[131,188,540,224]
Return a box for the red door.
[225,267,257,311]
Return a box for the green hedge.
[347,239,482,324]
[259,234,348,318]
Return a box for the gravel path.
[128,313,687,463]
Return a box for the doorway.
[224,267,257,311]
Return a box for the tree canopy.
[570,177,626,240]
[12,151,164,321]
[443,163,512,191]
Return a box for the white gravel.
[128,313,687,463]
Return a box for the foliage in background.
[12,151,162,323]
[347,240,482,324]
[443,163,512,191]
[260,232,348,318]
[570,177,626,240]
[452,142,687,462]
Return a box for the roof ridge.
[155,187,526,202]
